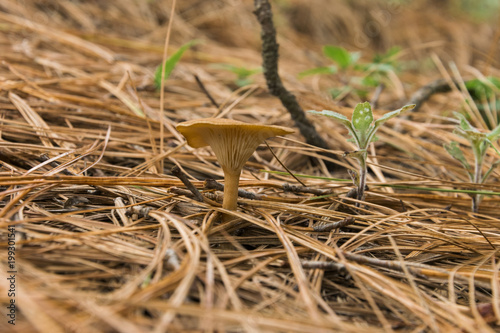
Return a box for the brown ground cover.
[0,0,499,332]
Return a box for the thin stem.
[171,166,204,202]
[222,170,241,222]
[356,153,368,207]
[472,158,482,213]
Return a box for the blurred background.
[2,0,498,65]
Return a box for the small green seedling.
[212,64,262,87]
[299,45,360,99]
[309,102,415,207]
[154,40,198,89]
[444,112,500,213]
[300,45,403,100]
[357,46,402,88]
[299,45,360,78]
[465,76,500,130]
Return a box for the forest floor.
[0,0,499,332]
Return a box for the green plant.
[154,40,198,89]
[212,64,262,87]
[357,46,402,88]
[299,46,360,78]
[465,76,500,130]
[444,112,500,213]
[309,102,415,207]
[300,45,402,100]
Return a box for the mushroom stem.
[176,118,294,224]
[222,169,241,221]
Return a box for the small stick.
[265,141,306,186]
[170,187,220,203]
[407,78,459,112]
[206,179,338,201]
[170,187,197,198]
[399,199,407,212]
[194,74,220,109]
[300,260,346,272]
[39,154,76,176]
[312,216,356,232]
[282,183,332,196]
[171,166,204,202]
[204,178,261,200]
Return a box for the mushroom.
[176,118,294,220]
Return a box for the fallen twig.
[407,78,458,112]
[194,74,220,109]
[204,178,261,200]
[253,0,339,170]
[282,183,333,196]
[312,216,356,232]
[171,165,204,202]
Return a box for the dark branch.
[407,79,459,112]
[171,166,204,202]
[194,74,220,109]
[253,0,339,170]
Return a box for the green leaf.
[329,86,352,100]
[374,104,415,128]
[487,122,500,142]
[453,127,469,140]
[466,78,488,99]
[235,78,253,87]
[214,64,260,78]
[298,66,337,78]
[308,109,359,146]
[353,63,369,71]
[483,160,500,183]
[373,46,401,64]
[323,46,352,70]
[465,77,500,100]
[349,51,361,65]
[453,112,476,132]
[351,102,373,133]
[484,138,500,156]
[308,110,351,128]
[361,74,380,87]
[371,63,394,73]
[464,130,487,143]
[444,141,471,172]
[154,40,198,88]
[236,68,261,78]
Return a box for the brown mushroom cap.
[176,118,294,175]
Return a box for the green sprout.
[309,102,415,207]
[299,45,360,99]
[465,76,500,130]
[299,45,360,78]
[154,40,198,89]
[299,45,402,100]
[356,46,402,88]
[444,112,500,213]
[212,64,262,87]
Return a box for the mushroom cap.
[176,118,294,174]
